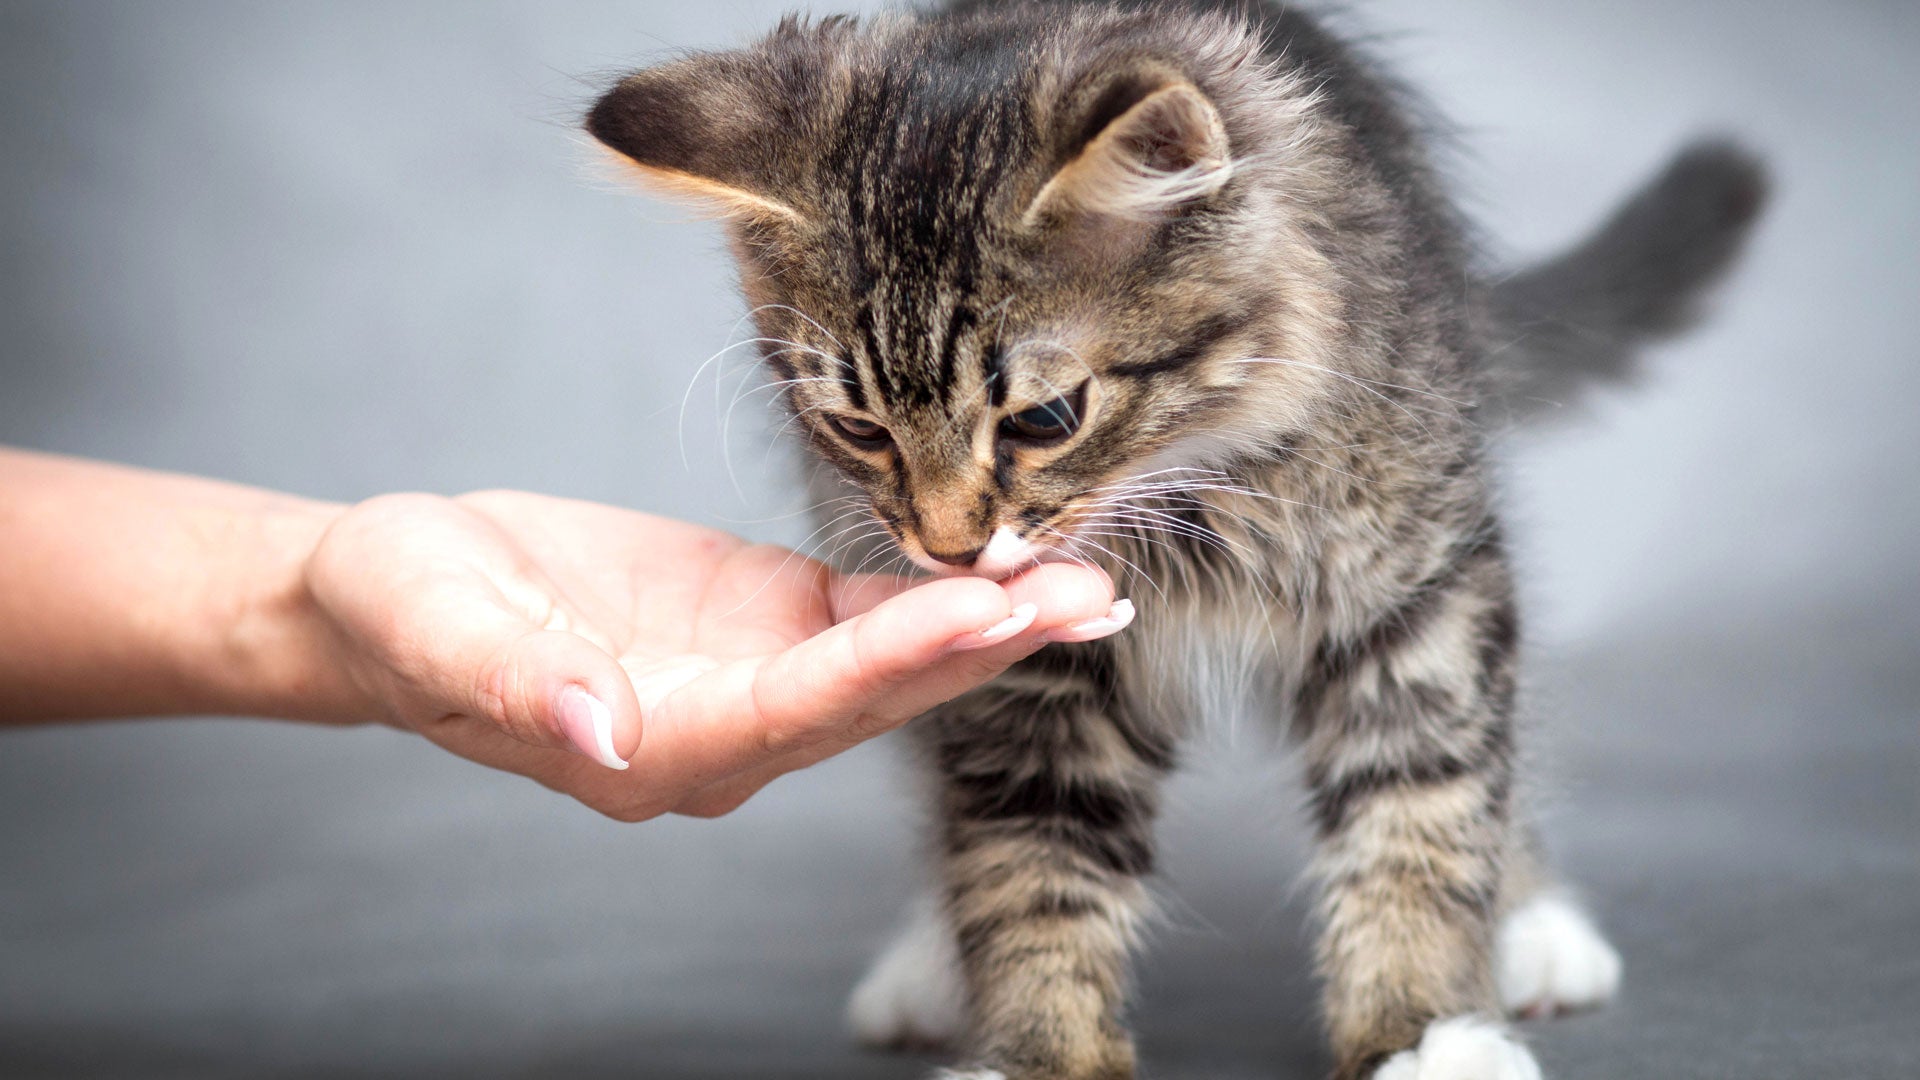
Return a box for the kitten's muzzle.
[906,525,1045,581]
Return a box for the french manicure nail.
[949,602,1040,651]
[557,685,629,770]
[1042,599,1136,644]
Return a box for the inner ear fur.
[586,51,808,224]
[1023,71,1233,228]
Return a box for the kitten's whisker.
[1043,524,1165,602]
[676,332,835,479]
[987,294,1016,357]
[1082,508,1252,562]
[678,337,767,473]
[767,402,838,449]
[832,534,919,616]
[710,492,865,527]
[722,372,841,481]
[1089,465,1246,490]
[715,499,889,623]
[1111,479,1327,515]
[744,303,847,353]
[1015,338,1102,415]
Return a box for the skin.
[0,448,1127,821]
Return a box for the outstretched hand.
[303,490,1130,820]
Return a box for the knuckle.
[467,641,513,723]
[754,719,810,760]
[468,631,542,741]
[748,676,827,759]
[842,708,903,744]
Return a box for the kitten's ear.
[586,52,807,224]
[1023,73,1233,228]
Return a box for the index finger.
[826,558,1114,621]
[627,574,1018,791]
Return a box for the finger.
[824,566,932,622]
[400,586,644,770]
[631,576,1018,791]
[407,712,670,822]
[826,557,1114,623]
[994,561,1122,633]
[645,564,1121,807]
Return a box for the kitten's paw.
[847,897,967,1052]
[930,1071,1007,1080]
[1495,891,1622,1019]
[1371,1017,1542,1080]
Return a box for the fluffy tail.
[1485,139,1769,420]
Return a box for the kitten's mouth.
[908,525,1062,581]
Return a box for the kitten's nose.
[923,544,983,567]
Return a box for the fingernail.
[1041,599,1136,644]
[948,602,1040,652]
[557,685,628,770]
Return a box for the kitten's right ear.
[586,52,807,224]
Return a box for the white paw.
[1496,891,1623,1018]
[1372,1017,1542,1080]
[931,1072,1006,1080]
[848,893,968,1052]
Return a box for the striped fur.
[587,2,1763,1077]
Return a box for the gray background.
[1,1,1914,1077]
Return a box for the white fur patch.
[1496,891,1623,1018]
[976,525,1040,580]
[847,893,967,1052]
[1371,1017,1542,1080]
[932,1072,1007,1080]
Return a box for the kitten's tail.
[1484,139,1768,421]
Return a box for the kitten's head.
[588,8,1341,578]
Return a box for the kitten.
[586,2,1765,1077]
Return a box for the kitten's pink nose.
[923,544,983,567]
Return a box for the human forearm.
[0,448,353,724]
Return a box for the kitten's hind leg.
[848,890,967,1053]
[1297,554,1537,1079]
[1494,839,1622,1020]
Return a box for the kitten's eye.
[1000,389,1084,444]
[829,414,891,449]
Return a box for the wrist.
[204,495,365,725]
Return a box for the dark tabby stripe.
[1107,310,1251,378]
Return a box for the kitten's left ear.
[586,51,810,224]
[1023,71,1233,228]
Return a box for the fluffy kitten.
[586,2,1764,1077]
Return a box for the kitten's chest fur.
[1095,434,1495,725]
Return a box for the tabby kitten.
[586,2,1764,1077]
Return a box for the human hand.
[301,490,1129,820]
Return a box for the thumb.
[400,591,643,770]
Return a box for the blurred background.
[0,2,1913,1077]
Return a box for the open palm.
[303,489,1120,820]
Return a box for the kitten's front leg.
[1298,561,1538,1080]
[924,647,1173,1080]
